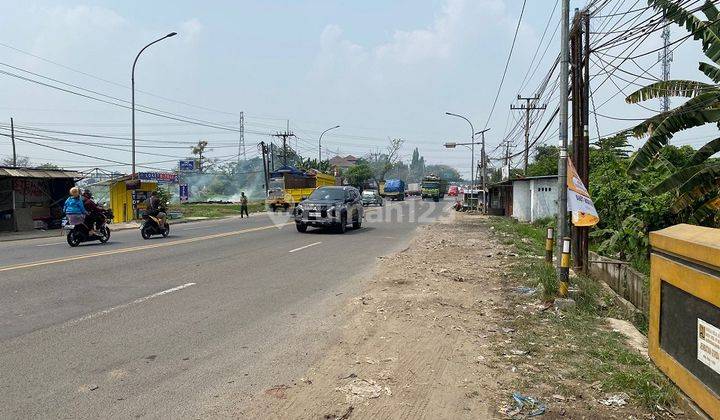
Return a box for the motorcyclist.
[81,190,103,235]
[146,191,167,228]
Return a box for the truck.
[382,179,406,201]
[421,175,448,202]
[406,183,421,197]
[266,166,336,211]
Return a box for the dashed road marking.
[289,242,322,253]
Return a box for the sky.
[0,0,715,177]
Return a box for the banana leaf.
[649,0,720,64]
[699,62,720,82]
[625,80,715,103]
[648,164,706,195]
[688,136,720,166]
[689,192,720,224]
[670,163,720,212]
[628,93,720,174]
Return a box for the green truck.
[421,175,448,202]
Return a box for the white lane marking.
[288,242,322,253]
[70,282,196,325]
[35,242,64,247]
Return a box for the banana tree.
[624,0,720,225]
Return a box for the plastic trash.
[512,392,547,417]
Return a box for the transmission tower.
[659,24,673,112]
[238,111,246,164]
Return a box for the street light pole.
[131,32,177,177]
[318,125,340,163]
[445,112,475,209]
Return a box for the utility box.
[649,224,720,418]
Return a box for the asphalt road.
[0,197,452,418]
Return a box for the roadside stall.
[0,166,83,232]
[106,172,177,223]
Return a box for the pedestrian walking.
[240,192,249,218]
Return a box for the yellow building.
[107,177,158,223]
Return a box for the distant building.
[488,175,557,222]
[329,155,358,170]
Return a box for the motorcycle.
[65,209,113,247]
[140,211,170,239]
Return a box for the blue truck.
[382,179,406,201]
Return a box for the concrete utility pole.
[557,0,570,286]
[272,131,296,167]
[477,128,490,213]
[258,141,269,194]
[238,111,245,164]
[570,10,591,273]
[10,117,16,167]
[511,95,546,174]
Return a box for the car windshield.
[309,188,345,201]
[362,191,375,197]
[423,182,439,189]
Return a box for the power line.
[482,0,527,130]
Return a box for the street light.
[131,32,177,177]
[318,125,340,163]
[445,112,477,210]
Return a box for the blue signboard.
[179,160,195,171]
[179,184,189,203]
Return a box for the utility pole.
[10,117,16,167]
[272,131,295,167]
[270,142,275,171]
[238,111,245,164]
[570,10,590,273]
[480,129,488,213]
[557,0,570,290]
[511,95,546,174]
[659,16,673,113]
[259,141,269,194]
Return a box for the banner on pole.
[566,159,599,226]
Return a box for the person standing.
[240,192,249,218]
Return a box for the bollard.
[545,227,554,264]
[559,237,571,297]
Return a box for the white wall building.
[511,175,558,223]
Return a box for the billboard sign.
[179,184,189,203]
[179,160,195,171]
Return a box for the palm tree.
[624,0,720,225]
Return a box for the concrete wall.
[512,178,557,222]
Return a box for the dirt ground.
[233,213,691,419]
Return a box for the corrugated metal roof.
[0,166,83,179]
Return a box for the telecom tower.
[659,25,673,112]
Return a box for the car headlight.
[295,205,303,215]
[328,205,336,217]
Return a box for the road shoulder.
[232,213,506,419]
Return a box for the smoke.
[179,158,267,203]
